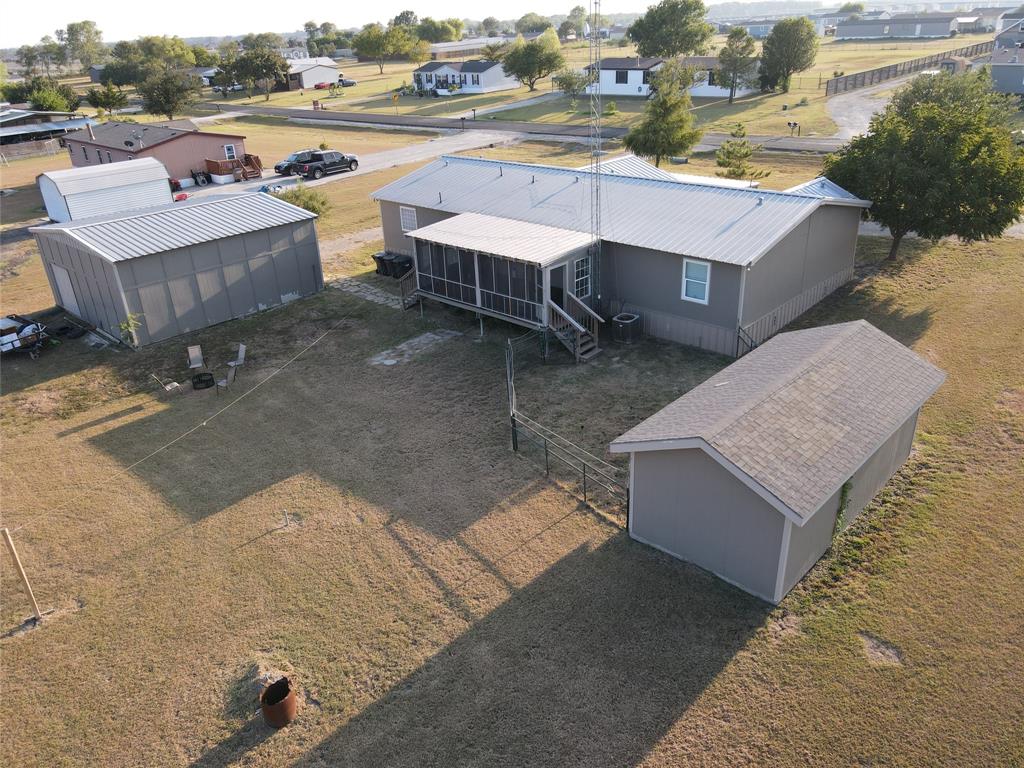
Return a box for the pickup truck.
[274,149,317,176]
[298,150,359,179]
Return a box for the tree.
[39,36,66,76]
[717,26,758,104]
[838,2,864,12]
[16,45,40,77]
[481,42,511,60]
[537,27,561,53]
[212,56,238,98]
[481,16,501,35]
[622,61,702,166]
[138,36,196,73]
[138,72,201,119]
[416,18,460,43]
[63,21,105,70]
[409,39,431,66]
[86,82,128,112]
[824,70,1024,260]
[715,124,770,179]
[29,85,70,112]
[191,46,220,67]
[392,10,418,28]
[552,67,591,108]
[234,48,288,100]
[319,22,337,37]
[759,17,817,92]
[558,20,577,39]
[569,5,589,35]
[304,21,319,39]
[627,0,713,58]
[352,23,413,74]
[502,38,565,90]
[240,32,284,51]
[516,13,554,34]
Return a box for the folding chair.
[215,365,237,395]
[187,345,205,370]
[150,373,183,395]
[227,343,247,369]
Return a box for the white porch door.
[51,264,82,316]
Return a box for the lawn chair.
[215,365,236,395]
[150,373,183,396]
[227,343,246,370]
[187,345,205,370]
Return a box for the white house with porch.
[585,57,663,97]
[412,60,519,94]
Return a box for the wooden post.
[2,528,43,622]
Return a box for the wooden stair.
[576,331,600,361]
[547,296,605,363]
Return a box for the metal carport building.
[610,321,946,603]
[30,193,324,346]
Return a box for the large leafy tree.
[627,0,713,58]
[16,45,40,77]
[137,72,201,119]
[234,48,288,100]
[29,85,71,112]
[516,13,554,33]
[481,16,501,35]
[622,60,702,166]
[416,18,462,43]
[392,10,418,28]
[502,37,565,90]
[824,70,1024,259]
[191,46,220,67]
[62,21,105,70]
[759,17,817,92]
[240,32,284,51]
[717,26,758,103]
[352,23,413,74]
[86,82,128,112]
[568,5,589,34]
[138,36,196,73]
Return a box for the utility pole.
[588,0,603,306]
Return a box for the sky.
[2,1,661,48]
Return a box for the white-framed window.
[81,146,88,161]
[224,144,237,160]
[682,258,710,304]
[615,70,629,84]
[472,74,480,85]
[96,149,103,163]
[574,256,591,299]
[399,206,418,233]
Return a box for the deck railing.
[547,300,587,360]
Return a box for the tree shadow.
[291,534,769,768]
[187,716,275,768]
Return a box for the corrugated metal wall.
[35,233,127,333]
[115,220,323,345]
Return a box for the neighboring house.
[990,46,1024,93]
[412,60,519,93]
[836,14,957,39]
[37,157,172,223]
[286,57,338,90]
[971,6,1013,31]
[0,108,95,145]
[995,16,1024,46]
[610,320,946,603]
[30,193,324,345]
[428,36,508,60]
[63,121,248,181]
[731,19,778,38]
[679,56,760,98]
[996,5,1024,32]
[372,155,870,358]
[953,15,983,32]
[585,57,663,97]
[186,66,220,86]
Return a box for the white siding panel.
[65,180,173,221]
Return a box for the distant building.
[428,36,508,60]
[585,57,662,97]
[412,60,519,94]
[996,15,1024,46]
[680,55,760,99]
[990,46,1024,93]
[286,57,338,90]
[996,5,1024,32]
[835,13,958,39]
[88,64,105,83]
[731,19,778,38]
[0,108,95,145]
[970,6,1013,31]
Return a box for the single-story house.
[990,46,1024,93]
[30,193,324,345]
[995,16,1024,46]
[996,6,1024,33]
[732,19,778,38]
[186,66,220,86]
[37,157,172,223]
[0,108,96,145]
[412,60,519,93]
[64,121,248,181]
[836,14,957,39]
[610,320,946,603]
[971,6,1013,31]
[286,57,338,90]
[428,36,509,60]
[679,56,760,98]
[585,57,663,97]
[371,156,870,359]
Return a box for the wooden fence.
[824,40,995,95]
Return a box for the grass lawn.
[1,204,1022,764]
[197,116,434,164]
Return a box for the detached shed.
[37,157,172,223]
[30,193,324,346]
[611,321,946,603]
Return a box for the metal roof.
[587,57,663,70]
[289,57,338,73]
[407,212,593,266]
[0,108,78,124]
[30,193,316,263]
[785,177,864,201]
[0,117,97,139]
[39,157,170,195]
[575,153,760,188]
[414,59,503,74]
[611,320,946,523]
[373,156,868,267]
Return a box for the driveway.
[827,77,914,140]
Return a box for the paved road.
[205,102,845,153]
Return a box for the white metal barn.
[37,157,172,223]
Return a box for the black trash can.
[392,254,413,278]
[378,253,397,277]
[371,253,387,275]
[612,312,640,344]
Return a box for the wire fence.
[824,40,995,95]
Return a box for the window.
[224,144,237,160]
[682,259,710,304]
[707,69,717,86]
[426,73,433,83]
[96,149,103,163]
[399,206,418,232]
[615,69,629,84]
[574,256,591,299]
[106,151,112,163]
[472,74,480,85]
[642,69,653,85]
[81,146,88,161]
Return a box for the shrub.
[273,184,331,216]
[604,100,617,115]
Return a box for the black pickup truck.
[298,150,359,179]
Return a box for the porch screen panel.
[478,253,542,324]
[415,240,477,305]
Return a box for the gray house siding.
[781,489,839,599]
[601,242,742,355]
[838,19,952,38]
[991,64,1024,94]
[740,205,859,344]
[380,201,456,257]
[36,234,127,334]
[630,448,785,601]
[115,221,323,345]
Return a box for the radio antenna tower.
[588,0,603,304]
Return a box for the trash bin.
[612,312,640,344]
[378,253,397,276]
[392,254,413,278]
[371,253,387,275]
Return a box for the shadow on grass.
[188,716,275,768]
[290,534,768,768]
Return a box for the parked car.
[212,83,245,93]
[339,78,358,87]
[275,149,318,176]
[298,150,359,179]
[314,82,333,89]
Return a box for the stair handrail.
[398,263,418,308]
[566,294,604,325]
[547,300,587,335]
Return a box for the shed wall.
[630,448,785,602]
[991,64,1024,94]
[35,234,127,333]
[115,220,322,345]
[38,176,71,222]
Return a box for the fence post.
[510,410,519,452]
[2,528,42,622]
[582,464,588,502]
[544,439,549,475]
